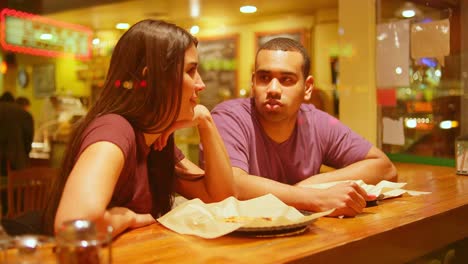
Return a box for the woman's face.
[177,44,205,121]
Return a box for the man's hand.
[306,182,375,217]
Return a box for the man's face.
[252,49,313,124]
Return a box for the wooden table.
[110,163,468,263]
[4,163,467,263]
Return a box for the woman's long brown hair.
[42,19,197,235]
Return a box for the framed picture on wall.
[255,28,308,52]
[32,64,56,98]
[197,35,239,110]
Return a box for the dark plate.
[232,225,309,238]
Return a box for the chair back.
[6,166,58,218]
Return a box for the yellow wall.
[0,51,89,131]
[194,11,341,117]
[55,56,90,97]
[313,8,339,114]
[338,0,377,144]
[197,14,316,96]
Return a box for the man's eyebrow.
[256,69,296,76]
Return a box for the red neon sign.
[0,8,92,60]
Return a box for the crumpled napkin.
[158,194,333,239]
[302,180,431,200]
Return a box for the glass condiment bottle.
[55,219,112,264]
[0,224,11,263]
[13,235,54,264]
[456,135,468,175]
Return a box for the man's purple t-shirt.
[200,98,372,184]
[77,114,184,214]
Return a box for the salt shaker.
[55,219,113,264]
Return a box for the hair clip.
[114,80,147,89]
[123,81,133,89]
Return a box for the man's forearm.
[297,157,397,186]
[234,171,319,211]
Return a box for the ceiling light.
[395,67,402,75]
[395,2,422,18]
[190,0,200,18]
[92,38,100,45]
[240,5,257,14]
[190,25,200,35]
[115,23,130,30]
[402,9,416,18]
[39,33,53,40]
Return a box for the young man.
[200,37,397,217]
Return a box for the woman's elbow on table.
[54,205,107,234]
[383,161,398,182]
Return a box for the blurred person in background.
[0,92,34,175]
[16,97,35,160]
[16,96,32,112]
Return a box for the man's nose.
[267,78,282,94]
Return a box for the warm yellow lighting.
[190,0,200,18]
[92,38,100,45]
[39,33,53,40]
[190,25,200,35]
[402,9,416,18]
[440,120,459,129]
[395,67,402,75]
[395,2,422,18]
[405,118,417,128]
[240,5,257,14]
[239,89,247,97]
[0,61,7,74]
[440,120,452,129]
[116,23,130,30]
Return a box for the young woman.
[43,19,236,236]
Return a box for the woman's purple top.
[77,114,184,213]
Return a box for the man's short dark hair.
[256,37,311,78]
[0,91,15,102]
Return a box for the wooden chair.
[6,166,58,218]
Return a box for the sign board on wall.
[197,35,238,110]
[33,64,55,98]
[0,8,92,60]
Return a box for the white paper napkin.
[158,194,333,239]
[302,180,431,200]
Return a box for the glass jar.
[55,219,113,264]
[13,235,55,264]
[456,135,468,175]
[0,224,11,263]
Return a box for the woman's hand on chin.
[153,105,211,151]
